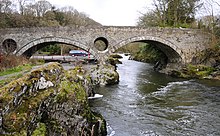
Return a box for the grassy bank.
[0,54,45,87]
[0,64,33,76]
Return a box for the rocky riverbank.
[0,62,120,135]
[129,46,220,80]
[164,48,220,80]
[163,64,220,80]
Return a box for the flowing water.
[90,55,220,136]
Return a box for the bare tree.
[198,0,220,34]
[23,3,36,15]
[17,0,33,15]
[0,0,13,13]
[152,0,167,26]
[34,0,52,17]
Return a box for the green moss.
[2,88,54,133]
[32,123,47,136]
[0,79,6,87]
[56,78,87,103]
[55,80,71,103]
[74,83,87,102]
[0,73,23,88]
[186,64,215,78]
[10,130,27,136]
[170,64,216,79]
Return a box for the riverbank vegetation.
[132,43,167,64]
[0,64,32,76]
[0,55,28,71]
[0,54,44,72]
[117,42,166,64]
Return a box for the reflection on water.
[90,55,220,136]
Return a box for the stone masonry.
[0,26,212,64]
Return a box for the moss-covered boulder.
[0,62,106,135]
[90,64,119,86]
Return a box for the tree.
[138,0,202,27]
[34,0,52,17]
[17,0,33,15]
[0,0,13,13]
[198,0,220,31]
[59,6,78,26]
[137,11,160,27]
[0,0,101,28]
[23,3,36,16]
[152,0,167,26]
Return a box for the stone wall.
[0,62,106,135]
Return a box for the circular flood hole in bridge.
[94,37,108,51]
[2,39,17,54]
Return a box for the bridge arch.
[112,36,183,63]
[16,37,98,57]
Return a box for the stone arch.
[112,36,183,63]
[2,39,17,54]
[16,37,97,57]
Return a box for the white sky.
[34,0,220,26]
[44,0,153,26]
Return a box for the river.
[89,54,220,136]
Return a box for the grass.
[0,54,46,88]
[0,64,33,76]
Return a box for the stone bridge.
[0,26,212,64]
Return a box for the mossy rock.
[106,57,122,66]
[168,64,217,79]
[0,63,107,135]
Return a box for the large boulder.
[0,62,106,136]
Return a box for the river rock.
[106,57,122,67]
[89,64,119,86]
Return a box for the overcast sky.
[37,0,220,26]
[44,0,152,26]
